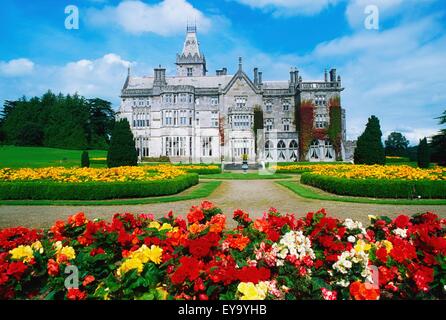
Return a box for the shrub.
[0,174,198,200]
[354,115,385,165]
[417,138,430,168]
[301,173,446,199]
[142,156,171,163]
[107,119,137,168]
[81,151,90,168]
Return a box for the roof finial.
[127,65,131,77]
[238,57,242,71]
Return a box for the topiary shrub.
[81,151,90,168]
[354,115,385,165]
[107,119,137,168]
[417,138,430,169]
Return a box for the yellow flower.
[381,240,393,253]
[117,257,144,277]
[56,246,76,261]
[9,245,34,262]
[148,221,161,230]
[368,215,377,221]
[156,287,169,300]
[31,240,44,254]
[147,245,163,264]
[159,223,173,231]
[237,282,267,300]
[354,240,371,253]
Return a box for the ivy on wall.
[298,100,315,161]
[253,105,264,158]
[327,96,343,160]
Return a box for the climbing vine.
[253,105,264,158]
[298,100,315,161]
[327,96,342,160]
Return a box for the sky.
[0,0,445,144]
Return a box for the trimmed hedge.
[0,174,198,200]
[301,173,446,199]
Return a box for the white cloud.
[87,0,212,36]
[0,58,34,76]
[234,0,343,16]
[0,54,132,106]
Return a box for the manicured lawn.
[0,181,222,206]
[277,180,446,205]
[0,146,107,168]
[200,172,292,180]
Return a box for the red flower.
[321,288,337,300]
[233,209,252,224]
[67,288,87,300]
[187,206,205,224]
[376,247,388,264]
[89,248,105,257]
[350,281,380,300]
[224,234,250,251]
[201,201,215,210]
[68,212,87,227]
[187,233,220,258]
[47,259,59,276]
[394,215,410,229]
[171,256,202,285]
[7,261,28,280]
[412,265,434,293]
[237,266,270,284]
[389,238,417,263]
[82,275,95,287]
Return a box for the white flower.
[347,236,356,243]
[336,279,350,287]
[342,260,352,269]
[393,228,408,238]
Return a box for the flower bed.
[301,173,446,199]
[0,165,199,200]
[276,164,446,181]
[1,202,445,300]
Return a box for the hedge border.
[0,173,198,200]
[300,173,446,199]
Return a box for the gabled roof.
[222,62,260,94]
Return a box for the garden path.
[1,179,445,228]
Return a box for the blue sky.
[1,0,445,143]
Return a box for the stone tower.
[176,25,207,77]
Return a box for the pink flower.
[321,288,337,300]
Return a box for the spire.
[176,25,207,76]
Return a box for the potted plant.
[242,153,249,174]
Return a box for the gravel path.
[0,179,445,229]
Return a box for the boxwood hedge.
[0,173,198,200]
[300,173,446,199]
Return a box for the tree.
[81,151,90,168]
[385,132,409,157]
[417,137,430,168]
[354,115,385,165]
[107,119,137,168]
[253,106,264,160]
[431,109,446,166]
[16,122,44,146]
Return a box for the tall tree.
[354,115,385,165]
[431,109,446,166]
[385,132,409,157]
[107,119,137,168]
[417,137,430,168]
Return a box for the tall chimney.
[290,68,294,84]
[329,69,337,82]
[258,71,263,85]
[254,68,259,85]
[324,69,328,82]
[294,69,299,83]
[154,66,166,86]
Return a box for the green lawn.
[277,180,446,205]
[0,181,222,206]
[0,146,107,168]
[200,172,292,180]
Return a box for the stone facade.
[117,26,346,163]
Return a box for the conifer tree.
[354,115,385,165]
[81,151,90,168]
[107,119,137,168]
[417,137,430,168]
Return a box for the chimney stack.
[154,65,166,86]
[254,68,259,85]
[324,69,328,82]
[329,69,337,82]
[290,68,294,84]
[294,69,299,83]
[258,71,263,85]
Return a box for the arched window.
[265,140,273,160]
[309,140,320,160]
[324,140,334,160]
[289,140,298,161]
[277,140,286,160]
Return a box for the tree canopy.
[384,132,409,157]
[107,118,138,168]
[0,91,115,150]
[431,109,446,166]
